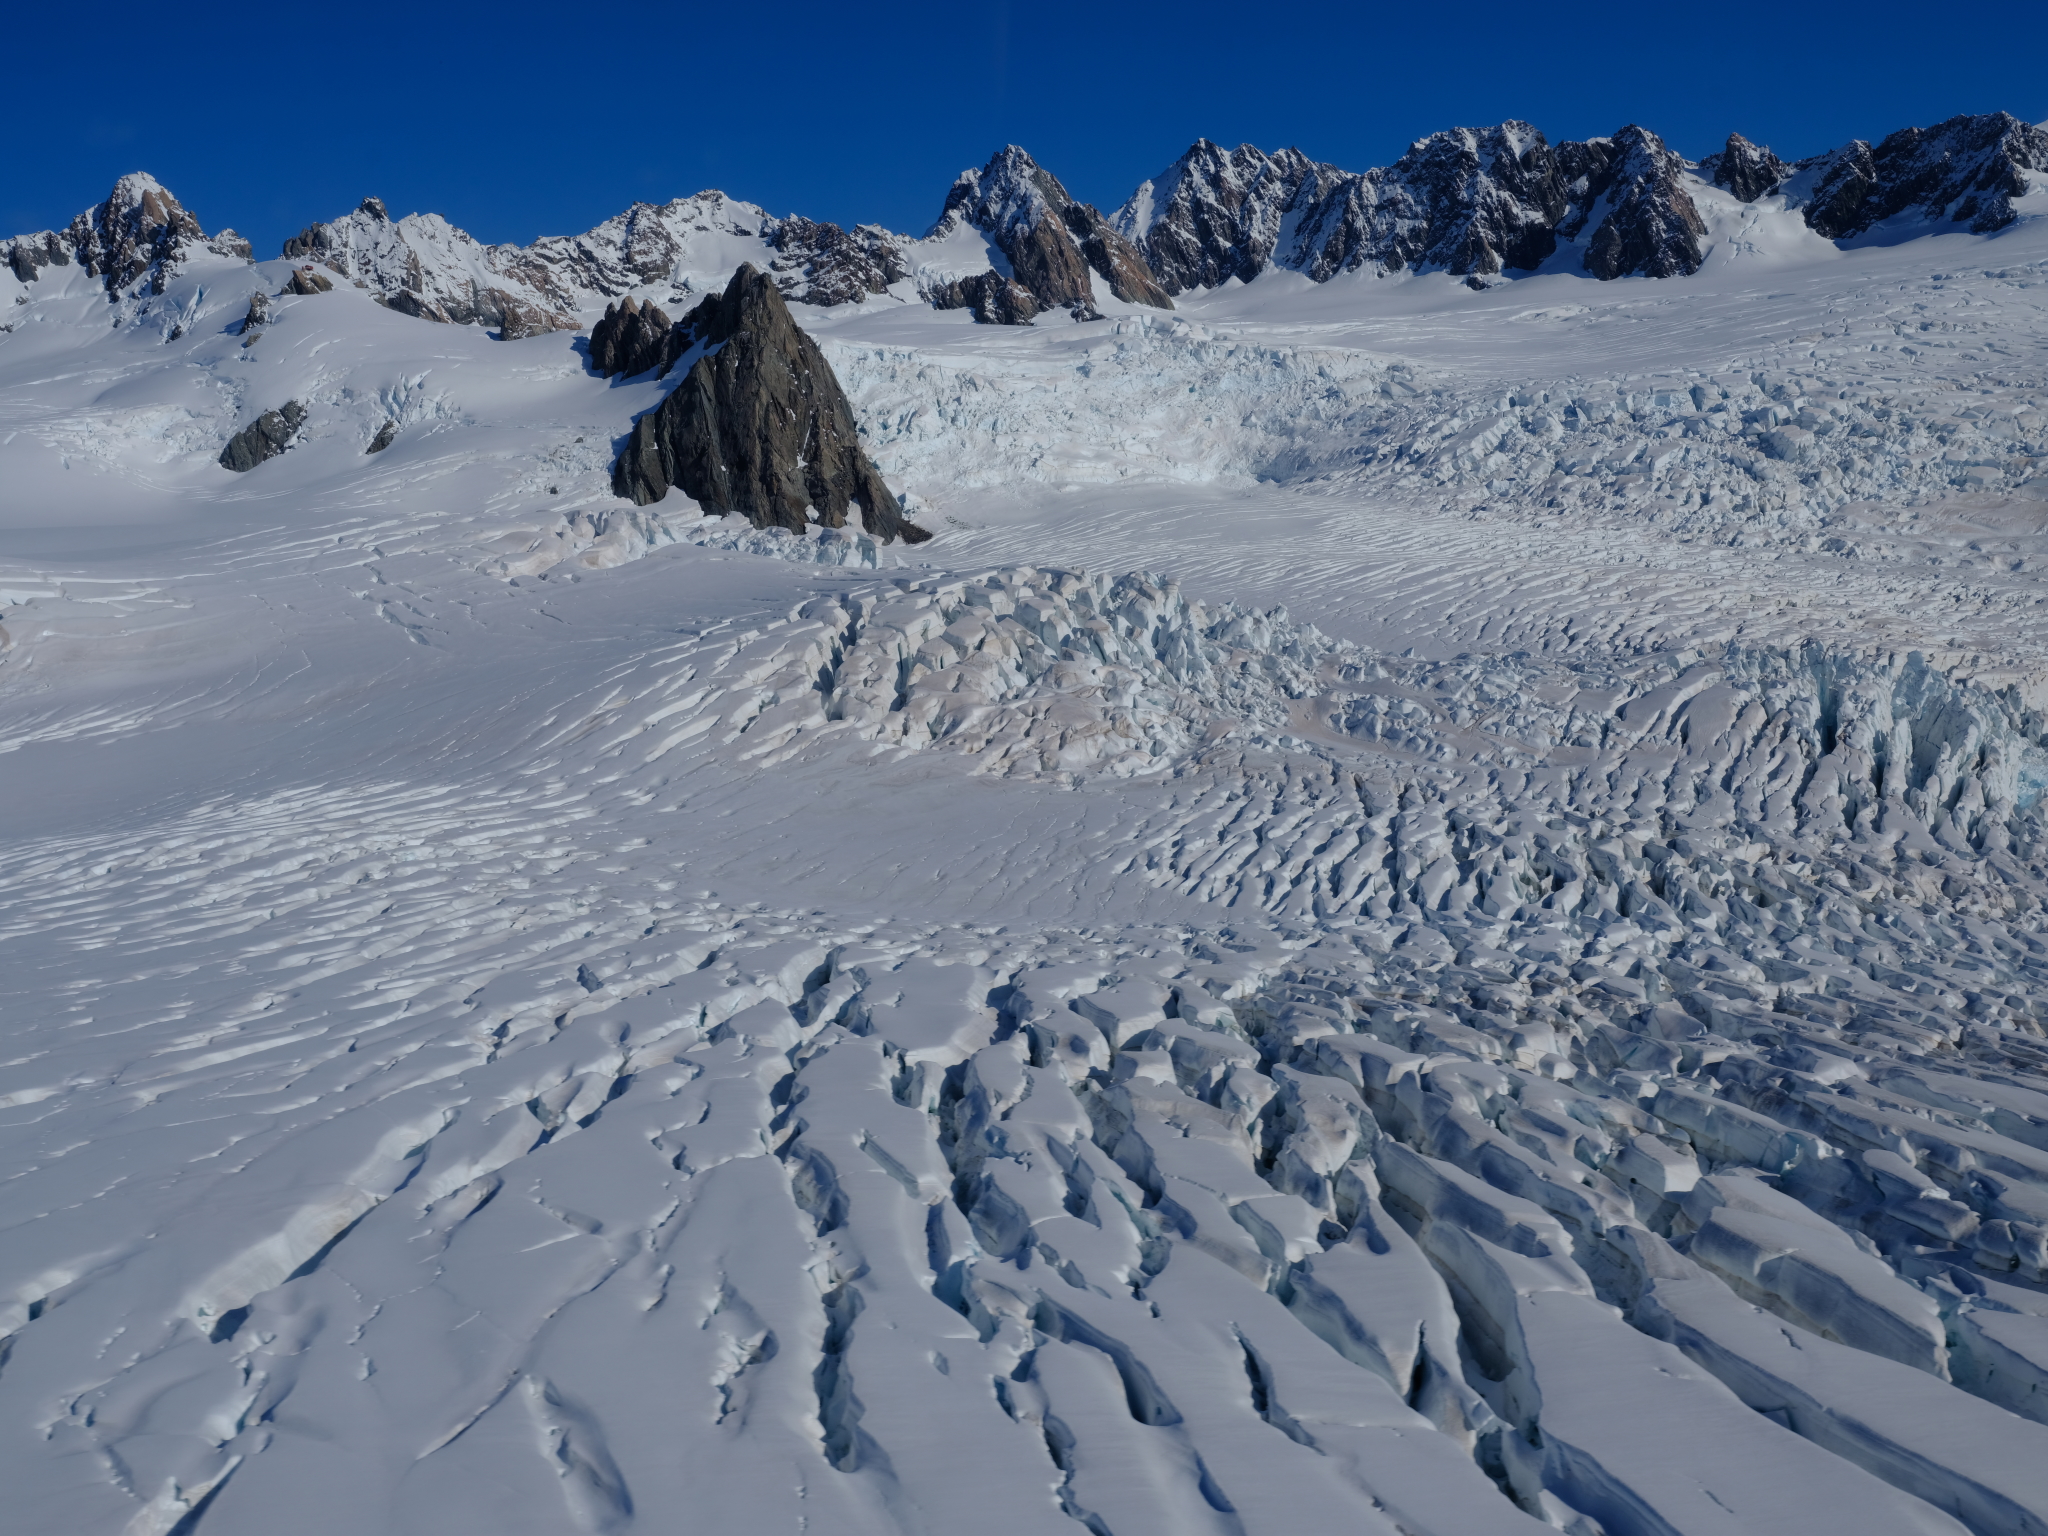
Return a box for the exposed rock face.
[588,296,683,378]
[1061,201,1173,309]
[1118,122,1708,288]
[1700,132,1791,203]
[516,196,907,311]
[240,292,271,334]
[3,175,244,299]
[5,230,72,285]
[219,401,307,472]
[1115,140,1332,294]
[1571,126,1709,280]
[68,174,204,294]
[931,147,1172,321]
[1290,121,1575,280]
[279,191,907,340]
[283,196,581,336]
[927,271,1040,326]
[761,215,907,307]
[285,265,333,295]
[610,266,926,543]
[1801,141,1879,241]
[366,420,398,454]
[1800,112,2048,239]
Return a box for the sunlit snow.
[5,162,2048,1536]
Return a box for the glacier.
[4,126,2048,1536]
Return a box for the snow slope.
[5,163,2048,1536]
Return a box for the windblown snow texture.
[5,112,2048,1536]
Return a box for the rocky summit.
[1801,112,2048,240]
[609,265,927,542]
[1570,126,1710,280]
[1115,140,1333,294]
[0,173,246,301]
[1700,132,1792,204]
[930,146,1174,322]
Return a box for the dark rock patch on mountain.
[70,176,205,294]
[762,216,907,307]
[1571,126,1708,279]
[589,296,684,378]
[1125,122,1722,287]
[366,420,398,454]
[927,271,1040,326]
[1801,112,2048,239]
[1278,123,1572,281]
[286,266,333,295]
[5,231,72,285]
[220,401,307,472]
[1115,141,1331,294]
[2,175,246,299]
[610,266,926,543]
[932,147,1172,322]
[1700,133,1791,203]
[1061,202,1172,308]
[378,284,575,339]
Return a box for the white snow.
[4,172,2048,1536]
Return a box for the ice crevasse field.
[8,155,2048,1536]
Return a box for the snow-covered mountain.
[1119,111,2048,293]
[270,190,912,336]
[7,106,2048,1536]
[925,145,1174,319]
[1,172,249,305]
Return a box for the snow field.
[6,164,2048,1536]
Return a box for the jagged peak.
[1399,119,1551,162]
[933,146,1076,242]
[77,172,202,240]
[1700,132,1791,204]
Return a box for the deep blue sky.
[6,1,2045,253]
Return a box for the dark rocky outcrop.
[287,195,579,337]
[285,265,333,295]
[1115,141,1333,294]
[762,215,908,307]
[219,401,307,472]
[1060,202,1173,308]
[928,271,1040,326]
[1125,121,1719,287]
[1802,141,1879,241]
[609,265,926,543]
[3,175,245,300]
[239,292,271,336]
[931,147,1173,321]
[1571,126,1708,280]
[1700,133,1791,203]
[282,196,388,270]
[5,230,72,285]
[68,174,205,294]
[588,296,684,378]
[1285,122,1574,281]
[1800,112,2048,240]
[378,283,574,338]
[366,420,398,454]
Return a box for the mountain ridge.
[6,111,2045,340]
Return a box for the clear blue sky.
[5,0,2044,253]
